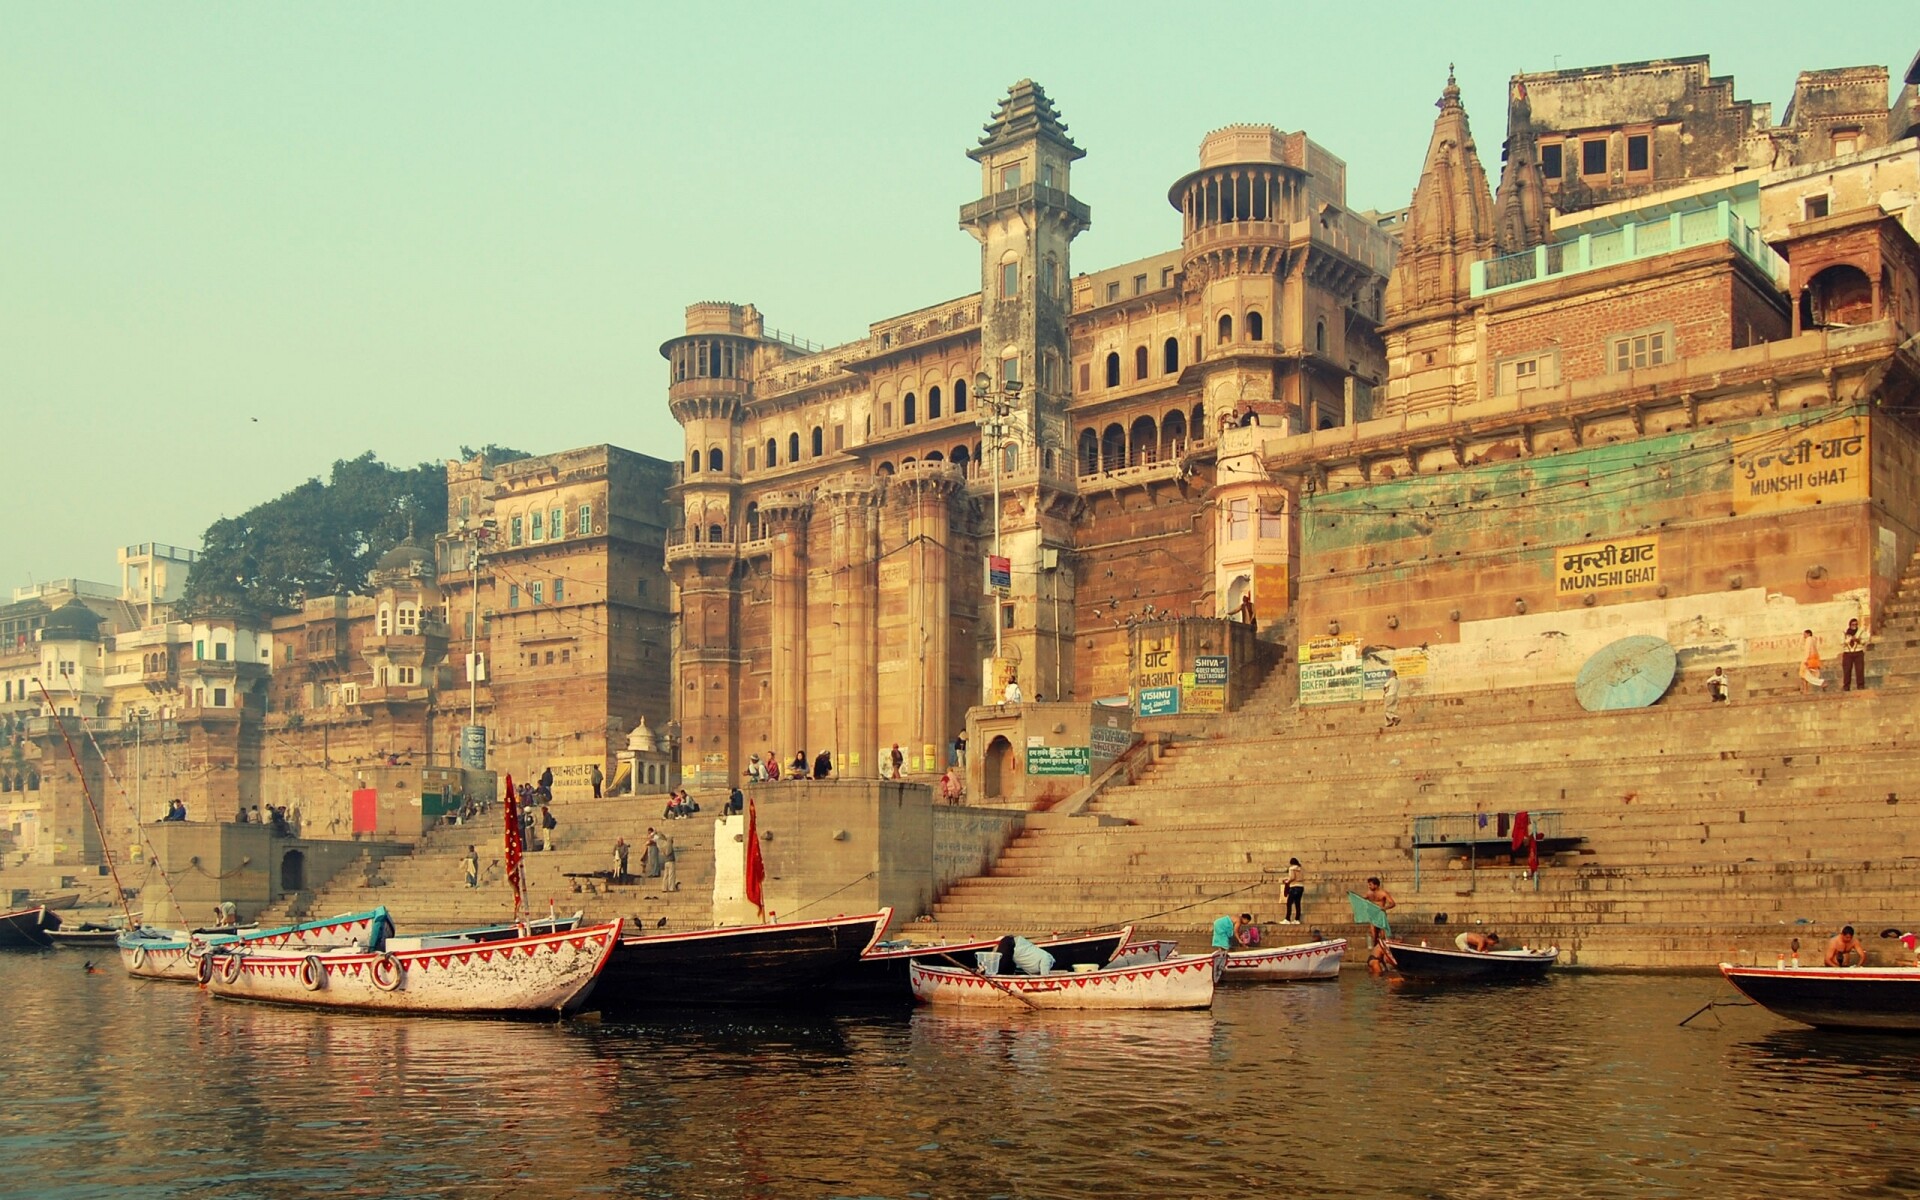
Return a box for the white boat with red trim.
[909,950,1224,1010]
[1222,937,1348,982]
[118,908,392,982]
[203,918,622,1015]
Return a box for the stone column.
[894,467,961,773]
[821,480,881,776]
[761,493,811,767]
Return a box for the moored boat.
[1222,938,1348,982]
[832,925,1134,1003]
[118,908,392,982]
[204,919,622,1015]
[908,950,1224,1011]
[1719,962,1920,1031]
[1385,939,1558,981]
[0,905,62,950]
[48,922,127,947]
[595,910,894,1008]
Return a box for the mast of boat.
[34,678,138,929]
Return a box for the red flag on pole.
[502,774,526,921]
[744,798,767,923]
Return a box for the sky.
[1,2,1907,588]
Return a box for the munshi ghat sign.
[1731,415,1868,516]
[1556,536,1660,595]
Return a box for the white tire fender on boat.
[370,952,403,992]
[196,950,214,985]
[218,952,243,985]
[299,954,327,991]
[129,945,147,970]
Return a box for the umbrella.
[1348,892,1391,934]
[1574,635,1677,712]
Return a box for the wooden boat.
[118,908,392,982]
[595,910,893,1008]
[0,905,61,950]
[908,950,1224,1011]
[1386,939,1559,981]
[48,922,127,947]
[831,925,1134,1003]
[1222,938,1348,982]
[204,919,622,1015]
[1719,962,1920,1031]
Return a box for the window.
[1218,314,1233,343]
[765,437,778,467]
[213,687,228,707]
[1041,257,1057,297]
[708,448,723,473]
[1002,356,1020,386]
[398,606,417,634]
[578,503,592,534]
[508,585,519,609]
[1832,130,1860,156]
[561,649,571,663]
[214,641,228,661]
[688,450,699,473]
[954,378,967,412]
[1582,139,1607,176]
[1040,162,1055,189]
[1105,353,1121,388]
[530,582,544,605]
[1314,319,1325,353]
[1249,311,1265,342]
[928,387,942,419]
[1105,281,1120,303]
[553,579,564,604]
[1227,499,1250,541]
[1133,274,1147,296]
[1001,261,1019,299]
[789,432,801,461]
[904,393,917,425]
[510,516,523,546]
[1164,337,1180,374]
[1001,602,1015,629]
[551,507,563,539]
[1804,194,1830,220]
[544,651,554,665]
[531,510,543,541]
[1161,267,1175,288]
[459,495,471,521]
[1259,503,1285,539]
[1135,346,1149,380]
[1494,351,1558,394]
[1609,328,1671,373]
[1000,163,1023,190]
[1626,134,1649,173]
[195,639,205,659]
[811,426,824,455]
[395,667,415,685]
[1540,143,1562,179]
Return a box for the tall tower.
[959,81,1090,702]
[1380,70,1498,416]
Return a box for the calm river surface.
[4,955,1917,1199]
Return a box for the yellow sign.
[1732,417,1869,515]
[541,755,607,802]
[1390,647,1430,678]
[1185,685,1225,714]
[1298,635,1361,664]
[1137,636,1177,688]
[1254,563,1289,623]
[1555,536,1659,595]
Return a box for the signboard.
[1027,746,1092,776]
[543,755,608,802]
[1254,562,1289,622]
[1184,685,1225,714]
[1299,635,1361,664]
[1089,723,1135,766]
[1732,415,1869,515]
[1555,536,1659,596]
[988,555,1012,592]
[1299,661,1365,705]
[1137,686,1181,716]
[1193,655,1228,687]
[1136,636,1177,689]
[459,724,487,770]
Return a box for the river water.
[4,955,1916,1199]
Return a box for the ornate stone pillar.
[761,492,811,765]
[819,479,881,776]
[893,466,962,773]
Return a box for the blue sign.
[1137,686,1181,717]
[459,724,487,770]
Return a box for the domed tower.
[363,538,448,701]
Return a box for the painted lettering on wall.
[1732,416,1868,515]
[1136,636,1177,688]
[1555,536,1659,595]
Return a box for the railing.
[1411,809,1580,890]
[1471,201,1790,298]
[762,327,821,353]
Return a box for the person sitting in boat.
[1454,931,1501,953]
[1825,926,1868,968]
[992,934,1056,976]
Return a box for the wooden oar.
[933,946,1042,1010]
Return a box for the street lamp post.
[975,371,1023,662]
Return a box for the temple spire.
[1493,76,1550,254]
[1383,70,1496,323]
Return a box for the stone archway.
[280,849,306,893]
[983,735,1016,801]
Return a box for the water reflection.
[8,957,1920,1198]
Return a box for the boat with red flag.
[203,918,623,1015]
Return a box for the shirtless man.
[1454,931,1501,953]
[1362,877,1397,913]
[1825,925,1867,968]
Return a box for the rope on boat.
[1096,874,1276,933]
[782,871,878,920]
[1678,997,1757,1028]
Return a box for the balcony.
[664,529,739,566]
[1471,201,1789,298]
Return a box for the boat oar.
[968,962,1041,1010]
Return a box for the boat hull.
[1387,941,1559,981]
[1223,938,1348,982]
[118,908,390,982]
[0,905,60,950]
[1720,964,1920,1031]
[205,920,622,1015]
[909,951,1223,1010]
[596,910,893,1008]
[833,927,1132,1003]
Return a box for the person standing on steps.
[590,763,604,798]
[1801,629,1829,693]
[1381,669,1401,728]
[657,827,678,893]
[1840,618,1868,691]
[539,803,557,852]
[952,731,967,768]
[642,828,663,879]
[463,845,480,889]
[1282,858,1306,924]
[612,837,630,884]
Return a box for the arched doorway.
[1225,573,1252,618]
[983,735,1016,801]
[1801,263,1874,329]
[280,849,306,893]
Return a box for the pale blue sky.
[1,2,1905,587]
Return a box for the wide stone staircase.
[255,797,719,935]
[929,557,1920,970]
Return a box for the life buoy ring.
[185,941,208,961]
[299,954,327,991]
[196,951,215,985]
[130,945,148,970]
[218,952,243,985]
[370,953,403,992]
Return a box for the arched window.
[746,503,761,539]
[928,385,942,419]
[788,432,801,462]
[903,456,917,467]
[811,426,824,457]
[1316,319,1326,353]
[954,378,968,412]
[708,447,723,473]
[1078,428,1099,475]
[765,438,777,467]
[878,461,896,476]
[1002,442,1019,473]
[688,450,700,473]
[951,445,971,469]
[1164,337,1180,374]
[1162,409,1188,458]
[1191,403,1205,435]
[925,450,944,462]
[1135,346,1149,380]
[1248,311,1265,341]
[1218,314,1234,343]
[1100,423,1126,472]
[709,523,725,542]
[904,392,917,425]
[1105,352,1121,388]
[1129,415,1157,465]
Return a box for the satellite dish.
[1574,635,1677,712]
